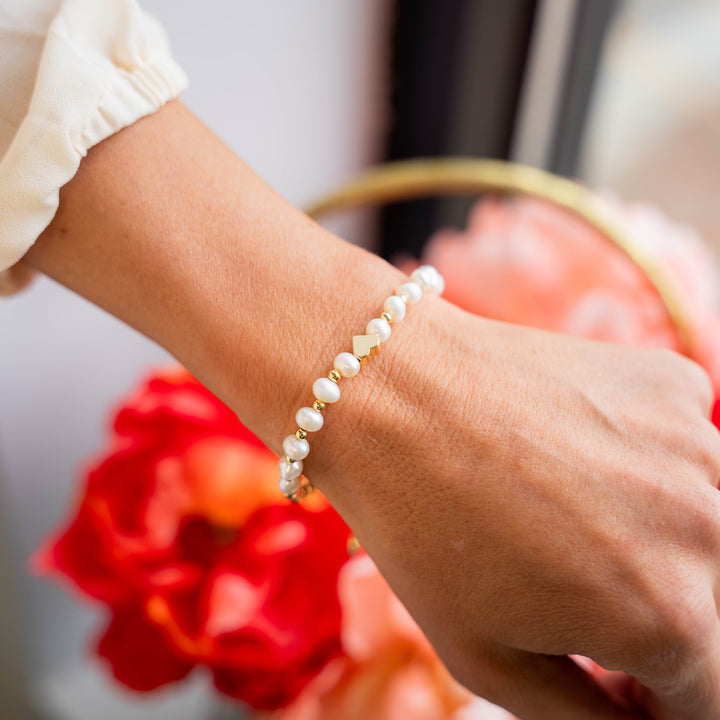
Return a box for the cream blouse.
[0,0,186,294]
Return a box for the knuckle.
[698,422,720,477]
[654,347,688,373]
[685,487,720,551]
[681,417,720,479]
[640,583,715,676]
[657,347,713,395]
[678,355,714,408]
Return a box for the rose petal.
[97,604,194,691]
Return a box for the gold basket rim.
[306,157,694,357]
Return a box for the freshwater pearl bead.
[283,434,309,460]
[334,352,360,377]
[366,317,391,343]
[296,406,324,432]
[411,265,445,295]
[279,456,303,480]
[313,377,340,403]
[279,475,302,496]
[277,266,444,503]
[383,294,406,321]
[395,281,422,305]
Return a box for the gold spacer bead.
[289,483,315,503]
[295,428,307,440]
[313,399,326,412]
[381,311,392,323]
[347,536,362,555]
[328,369,341,383]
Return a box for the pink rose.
[268,553,515,720]
[398,196,720,392]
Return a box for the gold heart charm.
[353,334,380,363]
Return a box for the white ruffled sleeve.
[0,0,187,294]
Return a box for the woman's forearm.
[24,100,406,456]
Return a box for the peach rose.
[267,553,514,720]
[398,195,720,392]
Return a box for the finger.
[571,656,640,707]
[631,619,720,720]
[679,355,715,418]
[698,418,720,482]
[592,667,644,708]
[472,648,648,720]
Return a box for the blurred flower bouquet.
[35,193,720,719]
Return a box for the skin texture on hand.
[24,101,720,719]
[311,302,720,719]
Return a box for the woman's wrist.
[202,230,411,459]
[22,99,411,462]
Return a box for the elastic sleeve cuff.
[0,0,188,295]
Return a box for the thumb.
[471,648,648,720]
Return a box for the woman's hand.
[309,298,720,720]
[26,100,720,720]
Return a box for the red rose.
[34,368,351,709]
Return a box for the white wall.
[0,1,389,716]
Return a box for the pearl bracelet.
[278,265,445,502]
